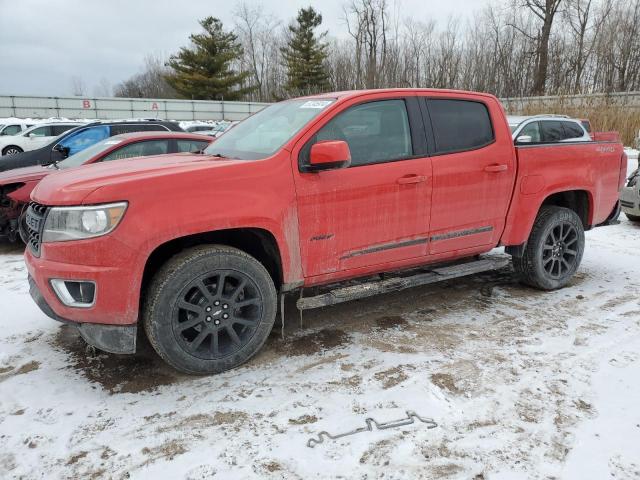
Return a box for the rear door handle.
[397,174,427,185]
[484,164,508,173]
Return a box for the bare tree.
[70,76,86,96]
[113,54,176,98]
[234,2,283,101]
[93,77,112,97]
[344,0,391,88]
[517,0,564,94]
[116,0,640,100]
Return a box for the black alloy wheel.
[173,270,263,359]
[542,222,579,279]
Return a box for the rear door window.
[102,140,169,161]
[540,121,565,142]
[27,126,52,137]
[562,122,585,140]
[51,125,76,136]
[427,99,494,154]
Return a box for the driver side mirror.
[307,140,351,172]
[516,135,532,144]
[51,144,70,159]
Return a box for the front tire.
[2,146,23,156]
[144,245,277,375]
[512,206,585,290]
[625,212,640,222]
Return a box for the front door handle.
[397,174,427,185]
[484,164,508,173]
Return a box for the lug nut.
[205,306,212,312]
[214,300,220,306]
[206,316,212,322]
[222,313,229,319]
[214,319,220,325]
[223,304,228,309]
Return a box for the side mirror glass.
[516,135,532,144]
[306,140,351,172]
[52,144,70,159]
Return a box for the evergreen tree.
[165,17,253,100]
[281,7,330,95]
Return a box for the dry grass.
[505,96,640,146]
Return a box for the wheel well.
[2,145,21,154]
[541,190,590,229]
[140,228,283,300]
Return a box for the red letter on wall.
[151,102,158,110]
[82,100,91,109]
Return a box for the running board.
[297,255,511,310]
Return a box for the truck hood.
[32,153,244,205]
[0,164,50,185]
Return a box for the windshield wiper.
[207,152,241,160]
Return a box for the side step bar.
[297,255,511,310]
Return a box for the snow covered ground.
[1,220,640,479]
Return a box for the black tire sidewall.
[625,212,640,222]
[3,146,22,155]
[529,207,585,290]
[146,247,277,374]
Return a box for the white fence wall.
[0,95,270,121]
[500,91,640,112]
[2,91,638,121]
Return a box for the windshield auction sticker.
[300,100,333,109]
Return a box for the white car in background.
[0,122,81,156]
[508,115,591,144]
[620,168,640,222]
[0,122,34,137]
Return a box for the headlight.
[42,202,127,242]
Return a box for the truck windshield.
[203,99,335,160]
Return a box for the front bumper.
[29,275,136,354]
[620,186,640,216]
[24,237,142,325]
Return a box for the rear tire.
[512,206,585,290]
[144,245,277,375]
[625,212,640,222]
[2,146,23,156]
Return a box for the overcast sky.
[0,0,480,97]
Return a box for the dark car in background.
[0,120,183,173]
[0,131,212,242]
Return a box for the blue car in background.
[0,120,183,173]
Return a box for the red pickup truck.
[24,89,626,374]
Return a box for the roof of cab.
[300,88,498,102]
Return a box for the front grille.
[24,202,48,257]
[621,200,635,209]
